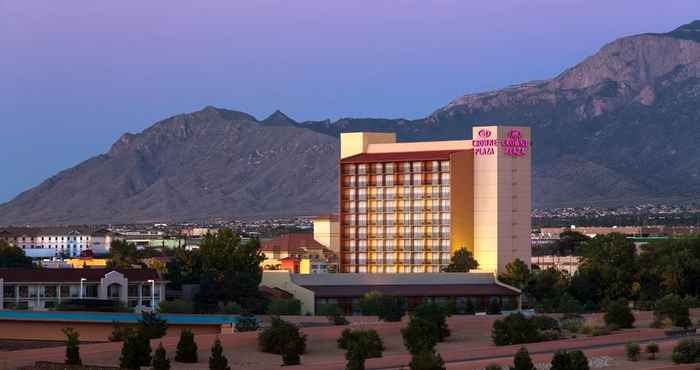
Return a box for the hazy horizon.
[2,0,698,202]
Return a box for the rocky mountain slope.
[2,21,700,225]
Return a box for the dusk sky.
[1,1,698,202]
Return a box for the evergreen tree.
[409,349,446,370]
[175,329,198,363]
[152,342,171,370]
[209,337,230,370]
[62,327,81,365]
[402,317,439,355]
[550,350,572,370]
[443,248,478,272]
[138,311,168,339]
[119,332,152,369]
[511,347,535,370]
[413,302,450,341]
[569,350,590,370]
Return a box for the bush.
[266,298,301,316]
[625,341,640,361]
[655,294,692,328]
[485,365,502,370]
[560,318,583,333]
[119,331,152,369]
[603,299,634,329]
[512,347,535,370]
[464,300,476,315]
[337,329,384,358]
[342,329,385,370]
[558,293,583,317]
[317,303,342,316]
[219,301,242,314]
[258,317,306,355]
[402,317,439,355]
[531,315,560,332]
[138,311,168,339]
[175,329,198,363]
[235,315,259,332]
[569,350,590,370]
[62,327,81,365]
[209,337,230,370]
[583,301,599,313]
[152,342,171,370]
[409,349,445,370]
[646,341,659,360]
[359,292,406,322]
[491,313,540,346]
[109,321,135,342]
[672,339,700,364]
[487,298,502,315]
[413,302,450,341]
[158,299,194,313]
[550,350,571,370]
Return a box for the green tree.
[568,267,603,305]
[138,311,168,339]
[552,231,590,256]
[359,292,406,322]
[0,241,32,268]
[646,342,659,360]
[152,342,171,370]
[119,331,152,369]
[672,339,700,364]
[343,329,385,370]
[550,350,572,370]
[62,327,81,365]
[209,337,230,370]
[512,347,535,370]
[175,329,198,363]
[603,299,635,328]
[625,341,640,361]
[443,248,478,272]
[569,350,590,370]
[654,294,692,327]
[402,317,439,355]
[413,302,450,341]
[525,267,569,304]
[409,349,445,370]
[108,239,141,268]
[258,317,306,355]
[491,313,540,346]
[498,259,530,290]
[580,233,637,301]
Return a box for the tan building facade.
[339,126,531,274]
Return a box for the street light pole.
[148,279,155,310]
[79,278,86,299]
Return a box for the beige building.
[339,126,531,274]
[312,215,340,254]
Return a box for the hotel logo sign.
[474,128,529,157]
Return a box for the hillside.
[2,21,700,225]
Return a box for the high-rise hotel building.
[339,126,531,274]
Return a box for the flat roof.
[340,150,466,163]
[0,268,162,283]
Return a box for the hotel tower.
[338,126,531,274]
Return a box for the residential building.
[0,268,165,311]
[260,233,337,272]
[0,227,110,258]
[339,126,531,274]
[261,270,520,315]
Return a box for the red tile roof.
[303,284,518,298]
[340,150,466,163]
[260,233,329,254]
[0,268,162,283]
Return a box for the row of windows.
[343,265,447,273]
[343,186,450,200]
[343,173,450,187]
[343,161,450,175]
[345,255,452,265]
[18,236,89,242]
[344,238,451,249]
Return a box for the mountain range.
[3,21,700,225]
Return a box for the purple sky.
[1,0,698,202]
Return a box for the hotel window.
[346,188,356,200]
[431,161,439,172]
[386,214,396,227]
[358,227,367,239]
[441,243,451,253]
[358,164,368,175]
[412,200,423,212]
[441,199,450,212]
[441,185,450,198]
[358,214,367,226]
[384,175,394,187]
[385,200,395,213]
[440,173,450,185]
[344,227,355,238]
[344,164,356,174]
[441,213,450,225]
[358,253,366,263]
[413,173,423,186]
[403,252,411,265]
[413,187,424,200]
[441,226,450,238]
[374,163,383,174]
[431,226,441,238]
[413,226,423,239]
[386,239,395,251]
[431,173,440,185]
[385,187,395,200]
[343,201,355,213]
[402,213,411,226]
[369,214,378,226]
[414,253,424,264]
[431,213,440,225]
[375,188,384,200]
[440,161,450,172]
[413,213,424,225]
[441,239,450,248]
[358,175,368,187]
[358,201,367,214]
[412,161,422,173]
[385,163,394,174]
[402,162,411,173]
[402,174,411,186]
[358,240,367,250]
[344,214,355,225]
[401,226,411,237]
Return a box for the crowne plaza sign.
[473,128,529,157]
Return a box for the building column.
[15,285,19,305]
[138,284,142,309]
[57,284,62,304]
[0,278,4,310]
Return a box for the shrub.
[603,299,634,329]
[491,313,540,346]
[485,365,502,370]
[550,350,572,370]
[235,315,259,332]
[258,317,306,355]
[209,337,230,370]
[109,321,135,342]
[512,347,535,370]
[138,311,168,339]
[583,301,599,313]
[343,329,385,370]
[409,349,445,370]
[684,296,700,308]
[359,291,406,322]
[219,301,242,314]
[558,293,583,317]
[487,298,502,315]
[337,329,384,358]
[560,318,583,333]
[119,331,152,369]
[625,341,640,361]
[175,329,198,363]
[672,339,700,364]
[266,298,301,315]
[646,341,659,360]
[329,313,349,326]
[446,298,457,315]
[62,327,81,365]
[569,350,590,370]
[655,294,692,328]
[152,342,171,370]
[158,299,194,313]
[402,317,439,355]
[531,315,560,332]
[317,303,342,316]
[413,302,450,341]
